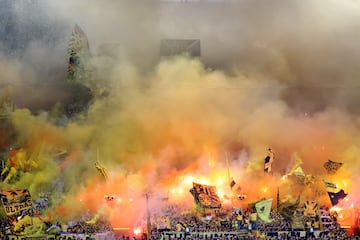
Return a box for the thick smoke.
[1,0,360,228]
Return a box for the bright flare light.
[197,178,209,185]
[184,175,194,185]
[217,189,223,200]
[217,178,224,185]
[330,206,342,212]
[208,159,215,167]
[170,187,186,197]
[133,227,142,236]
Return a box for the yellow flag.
[255,199,273,223]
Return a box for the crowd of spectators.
[0,203,357,239]
[65,219,113,234]
[143,204,353,240]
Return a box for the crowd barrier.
[161,231,248,238]
[160,230,335,239]
[4,231,360,240]
[4,232,113,240]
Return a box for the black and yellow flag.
[323,180,347,206]
[303,200,318,217]
[190,182,221,208]
[264,148,275,173]
[323,160,343,174]
[278,196,300,221]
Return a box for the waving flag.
[286,155,314,185]
[255,199,273,223]
[323,180,347,206]
[303,174,315,186]
[229,178,241,194]
[95,161,108,181]
[304,200,318,217]
[323,179,337,189]
[323,160,343,174]
[67,24,91,83]
[328,190,347,206]
[293,165,306,179]
[190,182,221,208]
[264,148,275,173]
[278,196,300,221]
[248,198,266,213]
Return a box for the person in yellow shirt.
[250,212,257,230]
[236,213,243,230]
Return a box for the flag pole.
[146,192,151,240]
[225,151,230,182]
[276,187,280,211]
[316,190,324,231]
[225,151,235,206]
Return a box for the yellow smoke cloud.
[1,53,360,226]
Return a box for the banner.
[190,182,221,209]
[303,200,318,217]
[0,189,33,217]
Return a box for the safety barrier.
[4,233,112,240]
